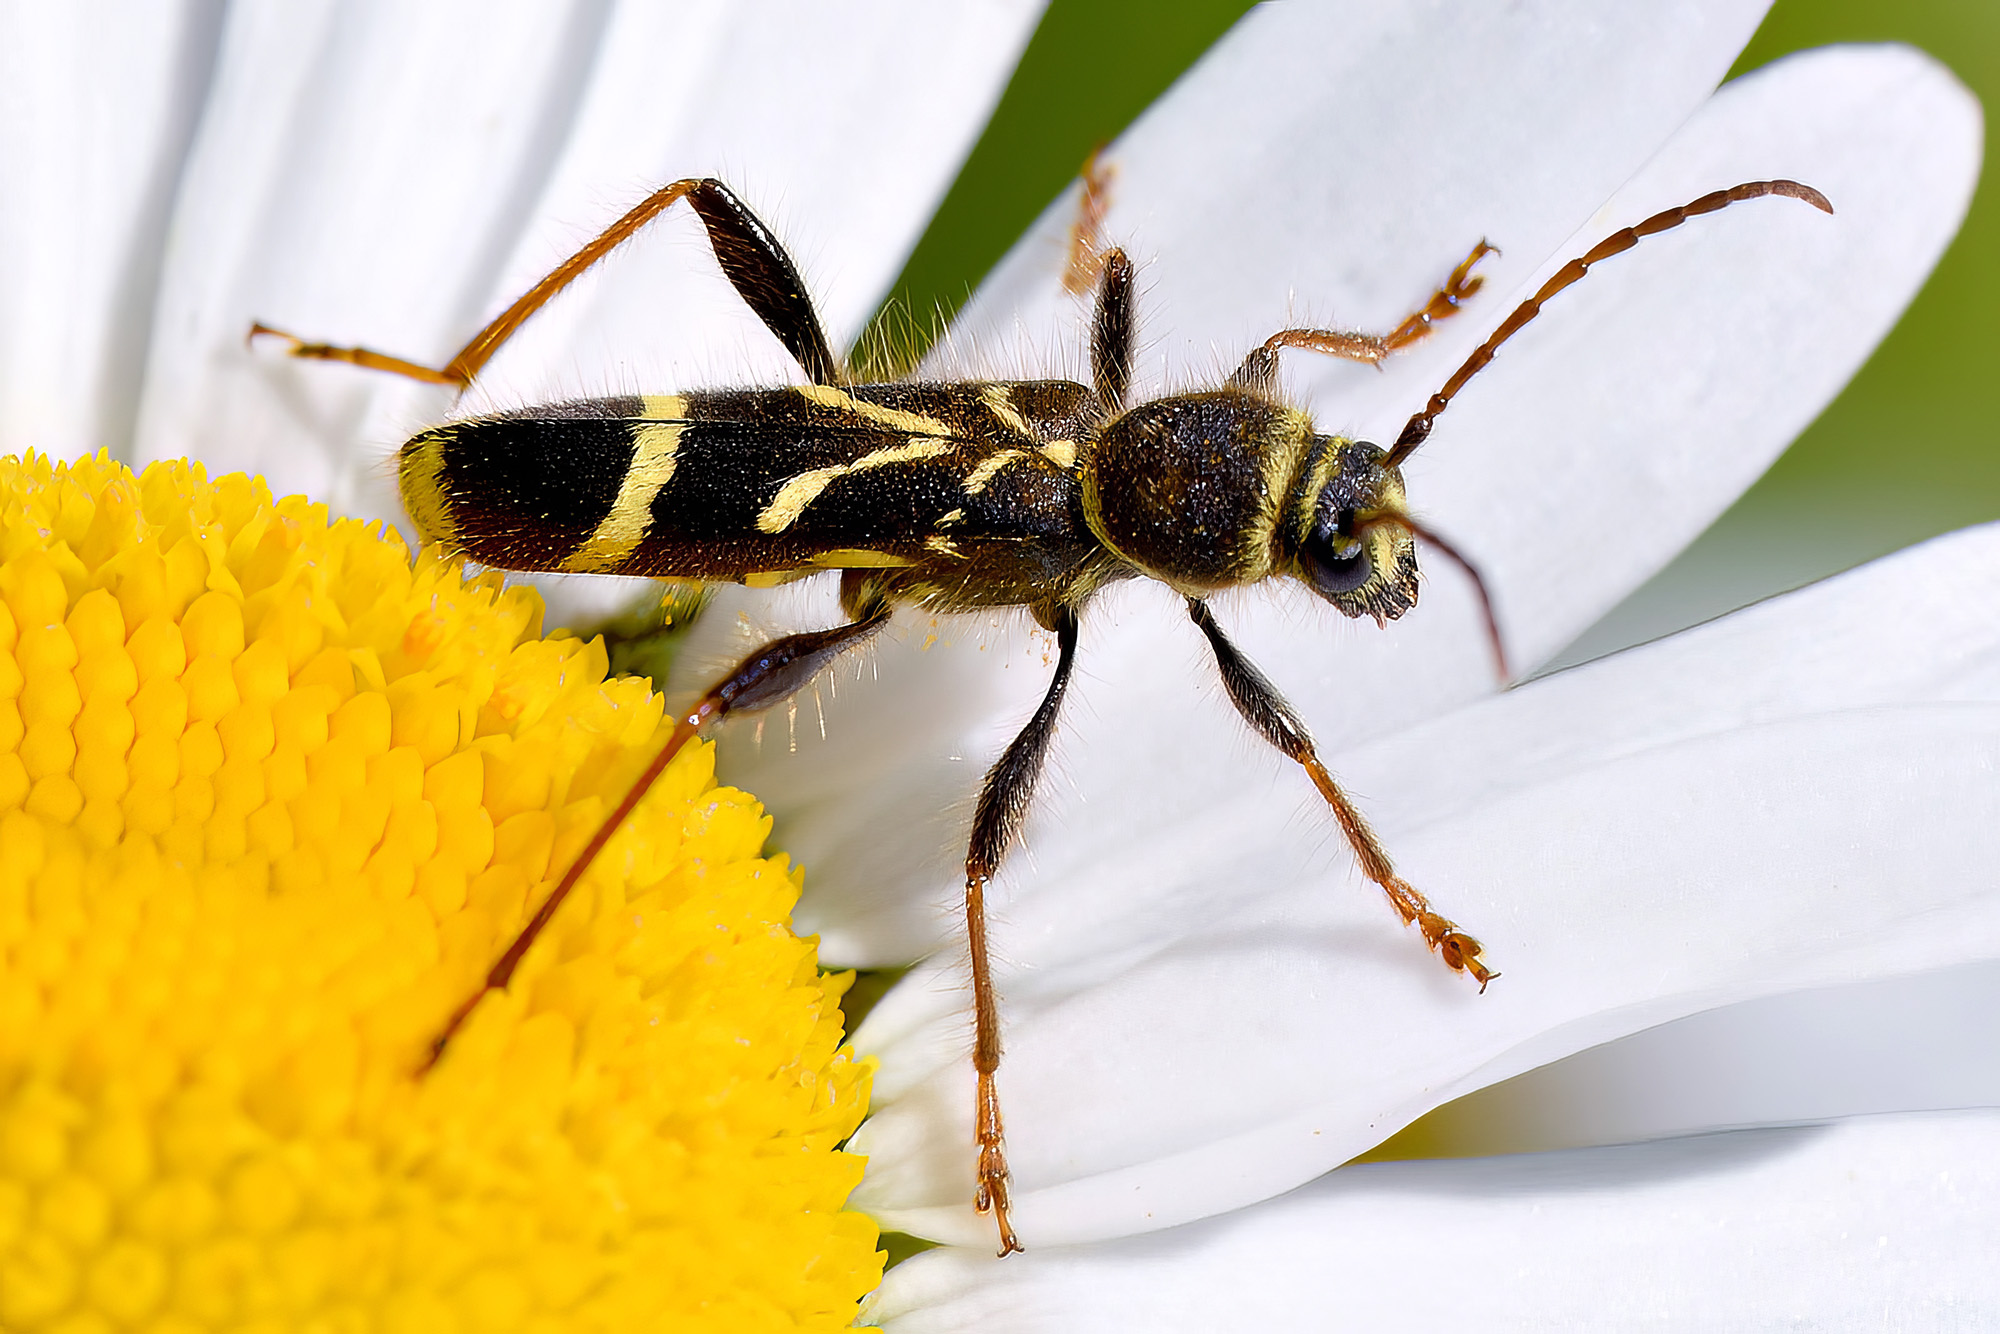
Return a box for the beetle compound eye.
[1303,515,1373,598]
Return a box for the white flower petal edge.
[1394,957,2000,1159]
[0,1,222,459]
[699,25,1976,970]
[865,1110,2000,1333]
[123,1,1043,524]
[850,521,2000,1246]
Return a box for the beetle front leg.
[1187,598,1495,987]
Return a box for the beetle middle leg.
[960,599,1083,1256]
[1187,598,1495,987]
[1226,240,1497,395]
[252,177,841,390]
[424,573,893,1066]
[1090,246,1137,412]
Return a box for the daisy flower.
[2,1,1991,1330]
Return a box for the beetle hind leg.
[424,579,894,1068]
[250,176,841,390]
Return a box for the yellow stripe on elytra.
[980,386,1076,468]
[980,384,1035,439]
[757,438,954,534]
[560,401,688,571]
[961,449,1026,496]
[793,383,954,437]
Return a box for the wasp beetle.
[254,170,1830,1254]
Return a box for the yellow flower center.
[0,453,879,1329]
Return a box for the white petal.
[704,0,1785,964]
[128,1,1042,521]
[866,1111,2000,1333]
[0,1,218,458]
[850,524,2000,1244]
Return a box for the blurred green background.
[868,0,1995,660]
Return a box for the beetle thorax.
[1080,389,1315,593]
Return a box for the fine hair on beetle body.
[250,167,1831,1257]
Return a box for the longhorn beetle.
[252,170,1832,1255]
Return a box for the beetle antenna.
[1384,179,1833,467]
